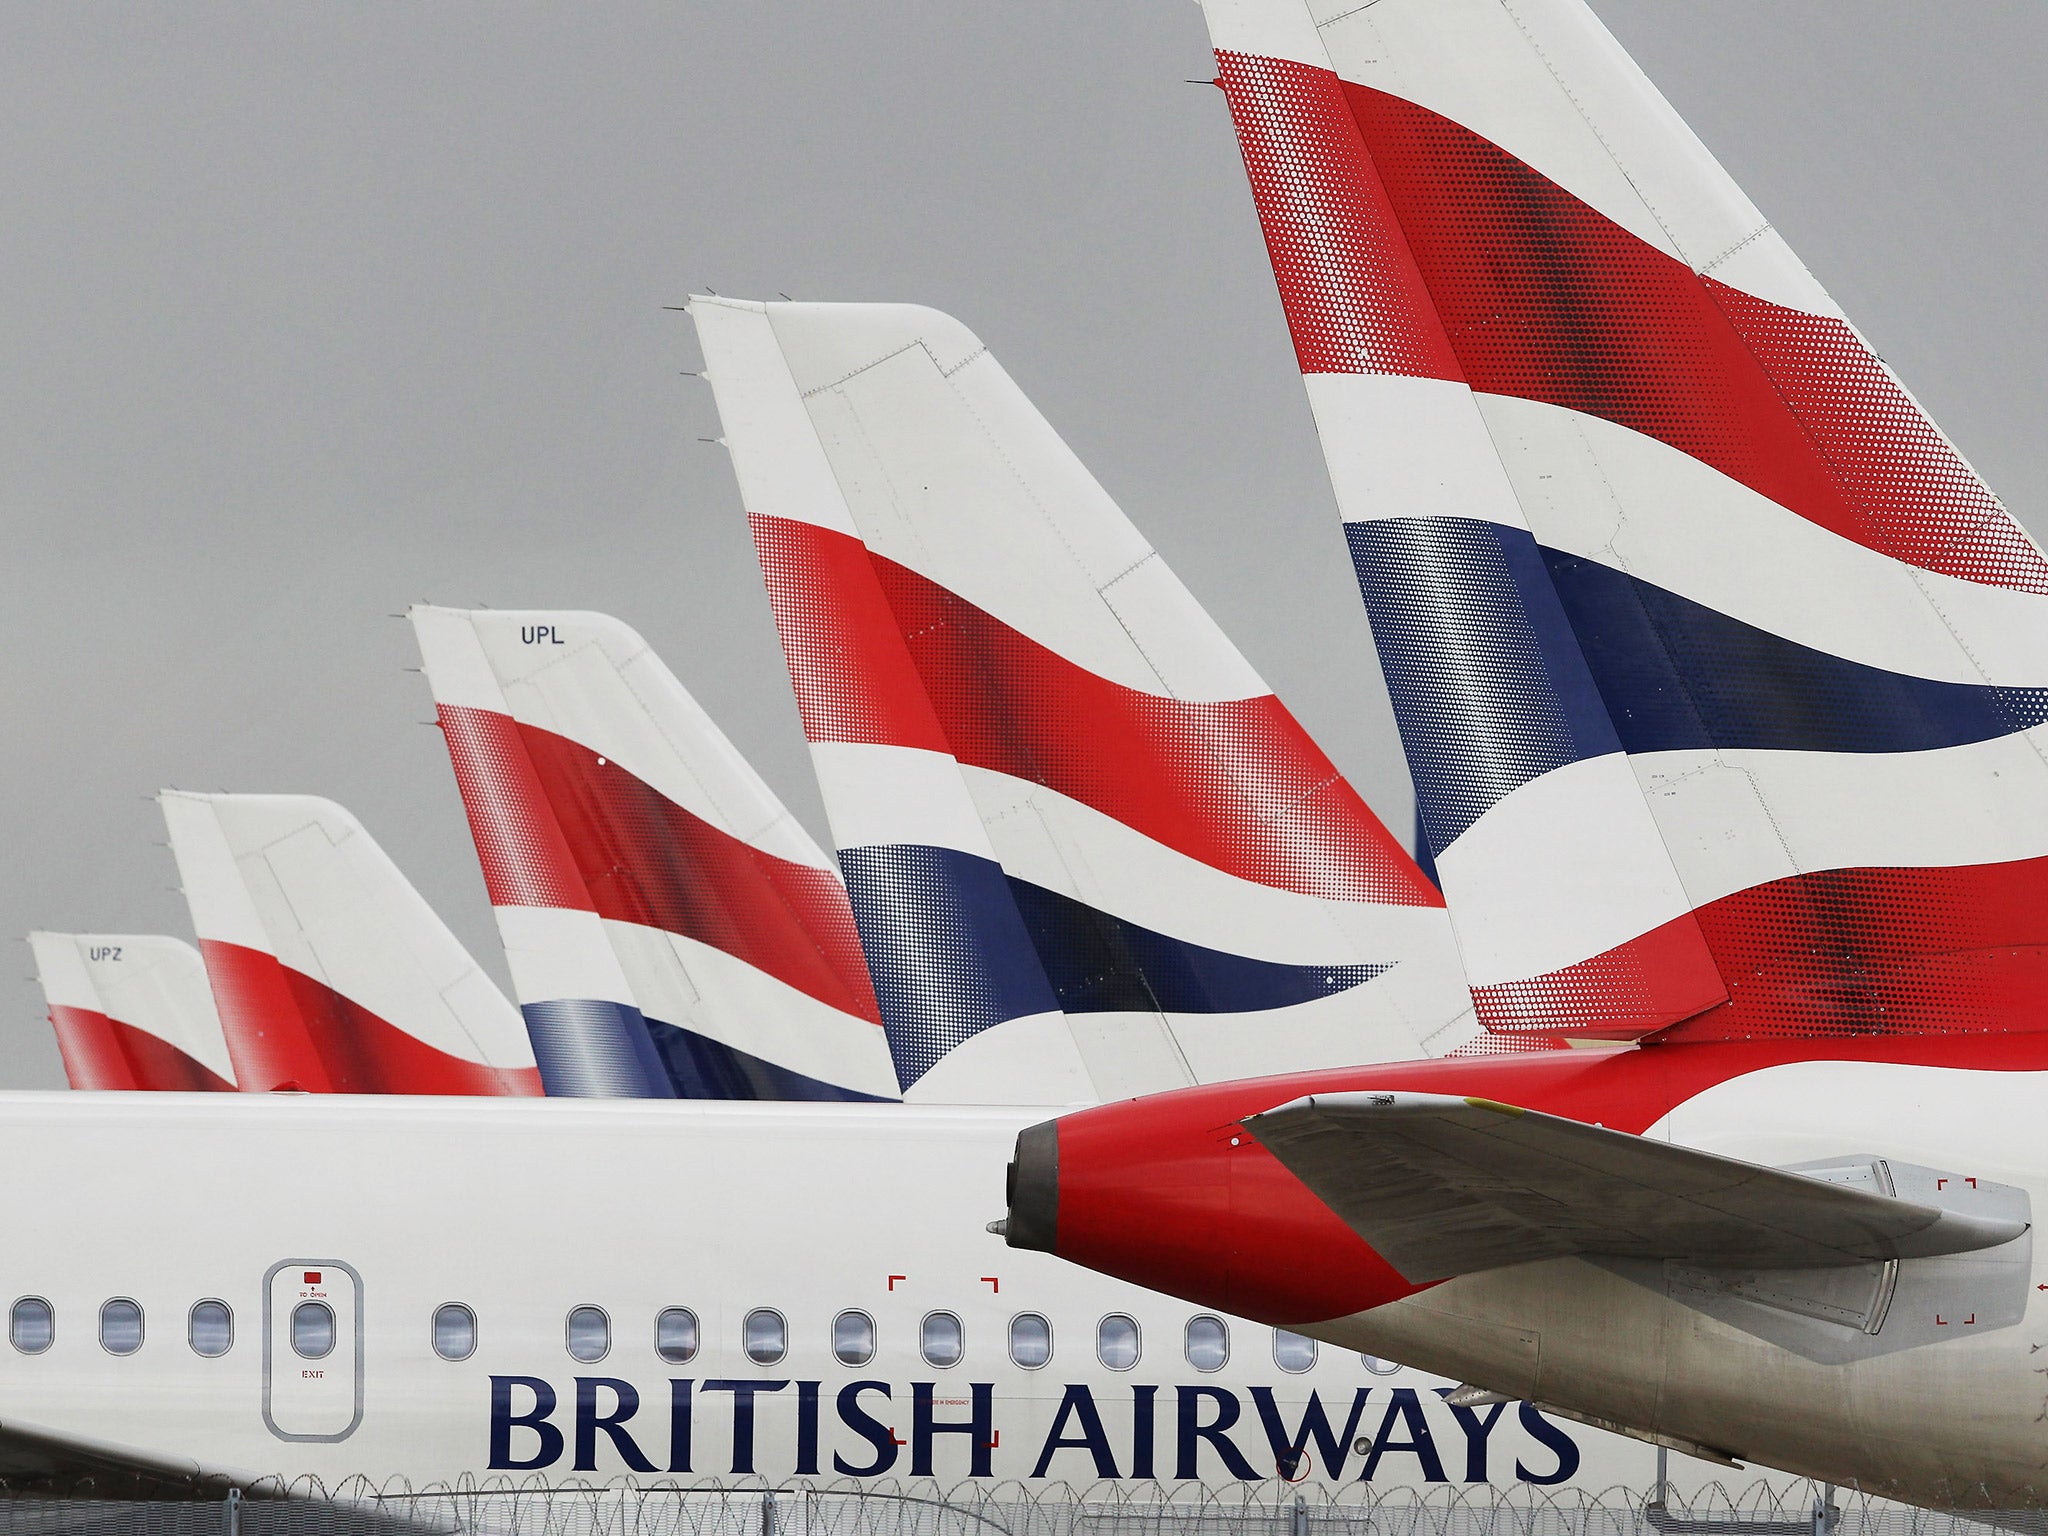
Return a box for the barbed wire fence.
[0,1481,2041,1536]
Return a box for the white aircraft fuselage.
[0,1093,1670,1495]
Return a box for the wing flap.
[1242,1092,2026,1283]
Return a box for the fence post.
[224,1487,241,1536]
[1813,1483,1838,1536]
[1291,1492,1309,1536]
[762,1488,778,1536]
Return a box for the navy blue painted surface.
[839,842,1063,1092]
[640,1013,893,1103]
[1345,517,1622,852]
[1005,876,1386,1015]
[521,997,677,1100]
[1542,551,2048,756]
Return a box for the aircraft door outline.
[262,1259,364,1442]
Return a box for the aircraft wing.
[0,1416,278,1498]
[1242,1093,2027,1284]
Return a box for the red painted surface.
[199,941,541,1096]
[1474,912,1728,1039]
[751,511,954,757]
[753,511,1438,908]
[439,704,882,1025]
[869,546,1439,908]
[1214,48,2048,595]
[47,1006,233,1092]
[1048,1033,2048,1326]
[1663,857,2048,1042]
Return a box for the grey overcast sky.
[3,4,2043,1089]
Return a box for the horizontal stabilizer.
[1243,1092,2026,1283]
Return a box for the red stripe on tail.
[437,704,883,1026]
[199,940,541,1095]
[47,1005,233,1092]
[1213,50,2048,594]
[1340,71,2048,595]
[751,512,952,754]
[866,542,1440,908]
[1215,51,1460,380]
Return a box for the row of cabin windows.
[11,1296,1403,1380]
[456,1304,1387,1376]
[9,1297,236,1358]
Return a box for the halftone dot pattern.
[197,936,335,1093]
[47,1005,234,1092]
[1345,517,1619,851]
[272,960,542,1095]
[1544,550,2048,756]
[446,705,884,1027]
[1660,856,2048,1042]
[838,844,1062,1091]
[518,998,675,1100]
[637,1013,893,1103]
[865,549,1440,909]
[1446,1028,1570,1056]
[1005,873,1386,1016]
[197,939,541,1095]
[1474,914,1727,1039]
[1215,51,1460,381]
[1712,279,2048,594]
[1328,80,2048,596]
[436,703,593,912]
[750,513,951,753]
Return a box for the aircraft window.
[188,1300,233,1357]
[1363,1354,1400,1376]
[432,1303,476,1362]
[9,1298,52,1355]
[1273,1328,1317,1374]
[919,1310,963,1369]
[1008,1312,1052,1370]
[832,1310,876,1367]
[744,1308,787,1366]
[1185,1314,1229,1372]
[565,1306,610,1363]
[99,1298,143,1356]
[656,1308,699,1365]
[1096,1313,1140,1370]
[291,1301,336,1360]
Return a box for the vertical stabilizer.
[28,932,235,1091]
[411,604,901,1101]
[160,790,542,1094]
[697,295,1481,1094]
[695,296,1095,1104]
[1200,0,2048,1042]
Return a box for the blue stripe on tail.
[1345,517,1621,852]
[838,842,1063,1092]
[1004,876,1386,1015]
[641,1014,893,1103]
[1542,551,2048,755]
[519,998,678,1099]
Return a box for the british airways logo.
[488,1378,1581,1485]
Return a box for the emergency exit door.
[263,1259,363,1441]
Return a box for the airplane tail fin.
[410,605,900,1101]
[159,791,542,1094]
[28,933,235,1091]
[695,297,1092,1104]
[1199,0,2048,1043]
[697,295,1482,1095]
